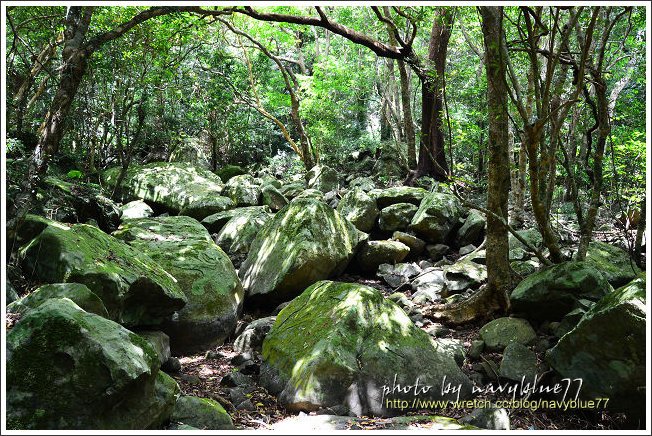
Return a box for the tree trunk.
[480,5,511,312]
[413,8,452,182]
[633,198,646,269]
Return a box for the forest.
[2,4,649,432]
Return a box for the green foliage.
[66,170,84,180]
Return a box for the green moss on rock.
[409,192,465,244]
[19,220,186,327]
[171,396,234,430]
[7,298,178,429]
[114,216,243,354]
[7,283,108,318]
[239,199,367,307]
[103,162,233,220]
[261,280,472,416]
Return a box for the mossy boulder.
[201,206,271,234]
[7,283,108,318]
[19,219,186,328]
[479,317,536,352]
[279,181,306,199]
[336,188,379,232]
[170,396,234,430]
[260,281,472,416]
[214,207,273,255]
[510,261,613,321]
[306,165,338,192]
[356,240,410,273]
[103,162,233,220]
[120,200,154,220]
[443,260,486,294]
[508,228,542,261]
[348,176,376,192]
[113,216,243,354]
[546,275,646,417]
[293,188,325,202]
[261,184,289,211]
[370,186,428,209]
[581,241,641,287]
[215,164,246,183]
[6,298,179,429]
[223,174,261,206]
[378,203,418,232]
[409,193,465,244]
[168,137,211,169]
[456,209,485,247]
[239,199,367,307]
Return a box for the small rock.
[418,260,434,270]
[180,374,201,385]
[235,399,257,411]
[230,352,254,366]
[499,343,537,384]
[468,340,485,360]
[237,360,259,375]
[459,244,477,256]
[220,371,253,388]
[426,244,449,261]
[162,357,182,373]
[228,385,255,405]
[460,405,510,430]
[479,317,537,351]
[424,323,450,338]
[205,350,225,360]
[391,231,426,256]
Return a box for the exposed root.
[423,284,508,325]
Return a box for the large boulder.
[356,240,410,273]
[479,318,536,352]
[215,164,246,183]
[103,162,233,220]
[113,216,243,354]
[168,137,211,169]
[7,283,108,318]
[19,217,186,328]
[214,207,273,255]
[510,261,613,321]
[239,199,367,306]
[456,210,485,247]
[6,298,179,429]
[336,189,379,233]
[378,203,418,232]
[581,241,641,287]
[223,174,261,207]
[120,200,154,220]
[260,281,472,416]
[409,193,465,244]
[170,396,234,430]
[546,275,646,417]
[306,165,338,192]
[201,206,270,234]
[370,186,428,209]
[261,184,288,211]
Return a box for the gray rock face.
[378,203,419,232]
[499,343,537,384]
[233,316,276,354]
[6,298,179,429]
[426,244,449,261]
[443,260,486,294]
[456,210,485,247]
[260,281,473,417]
[103,162,232,220]
[348,176,375,192]
[370,186,428,209]
[411,269,446,304]
[391,231,426,256]
[19,217,186,328]
[546,275,646,417]
[377,262,422,288]
[510,261,613,321]
[201,206,271,234]
[261,184,288,211]
[239,199,367,306]
[120,200,154,220]
[479,317,537,352]
[356,240,410,273]
[113,216,243,354]
[7,283,108,318]
[460,405,510,430]
[170,396,234,430]
[409,193,465,244]
[214,207,272,255]
[138,331,172,366]
[306,165,338,192]
[336,189,379,233]
[223,174,261,206]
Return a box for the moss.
[114,216,243,353]
[7,282,108,318]
[408,192,464,243]
[261,280,472,415]
[19,220,186,327]
[7,298,162,429]
[370,186,428,208]
[581,241,641,287]
[103,162,232,219]
[239,199,367,305]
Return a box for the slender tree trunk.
[633,198,646,269]
[480,5,511,311]
[413,8,452,182]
